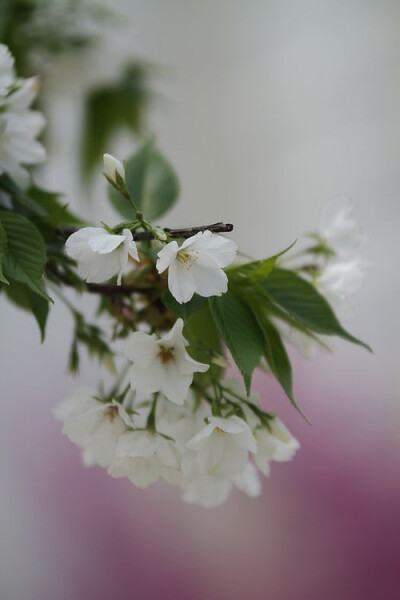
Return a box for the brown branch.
[85,282,154,296]
[59,222,234,241]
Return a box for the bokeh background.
[1,1,400,598]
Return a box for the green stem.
[146,393,159,432]
[107,360,131,401]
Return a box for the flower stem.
[146,393,159,432]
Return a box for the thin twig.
[58,222,234,241]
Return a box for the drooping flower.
[65,226,139,285]
[156,230,237,303]
[54,390,131,468]
[124,318,208,404]
[103,153,125,186]
[316,256,366,311]
[108,429,180,488]
[253,418,300,476]
[0,44,46,188]
[181,452,232,508]
[186,415,257,478]
[232,462,262,498]
[319,196,365,257]
[181,438,261,507]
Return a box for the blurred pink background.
[1,1,399,599]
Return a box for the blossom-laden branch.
[0,38,370,509]
[59,221,234,242]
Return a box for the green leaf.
[184,304,223,387]
[2,281,49,341]
[109,140,179,221]
[28,186,83,226]
[0,173,44,217]
[0,211,52,302]
[227,241,296,286]
[27,291,49,342]
[162,291,207,322]
[262,268,371,351]
[248,297,307,418]
[0,221,9,284]
[256,291,330,352]
[209,291,265,393]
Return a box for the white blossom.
[54,390,130,468]
[0,44,46,188]
[319,196,365,257]
[103,153,125,186]
[317,256,366,312]
[124,318,208,405]
[254,418,300,477]
[186,415,257,478]
[156,230,237,303]
[181,452,232,508]
[65,226,139,285]
[232,462,262,498]
[108,430,180,488]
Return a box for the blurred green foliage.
[0,0,102,74]
[81,64,153,180]
[0,0,153,177]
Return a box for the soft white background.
[1,1,399,597]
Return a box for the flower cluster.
[56,376,299,508]
[0,44,46,188]
[0,44,369,511]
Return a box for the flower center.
[215,427,227,436]
[158,345,175,364]
[177,249,199,271]
[103,405,119,421]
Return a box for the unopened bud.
[103,153,125,186]
[154,227,168,242]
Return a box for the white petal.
[65,228,104,259]
[123,229,140,262]
[78,249,122,283]
[197,435,248,478]
[124,331,158,366]
[158,367,192,405]
[156,241,179,273]
[187,422,218,449]
[191,263,228,297]
[161,317,185,344]
[5,130,46,164]
[116,430,155,459]
[183,475,232,507]
[88,232,125,254]
[189,232,238,268]
[233,462,262,497]
[8,77,39,111]
[174,345,209,375]
[179,231,205,251]
[155,435,180,468]
[168,260,197,303]
[103,154,125,183]
[207,417,246,435]
[128,362,165,395]
[254,452,272,477]
[109,456,160,488]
